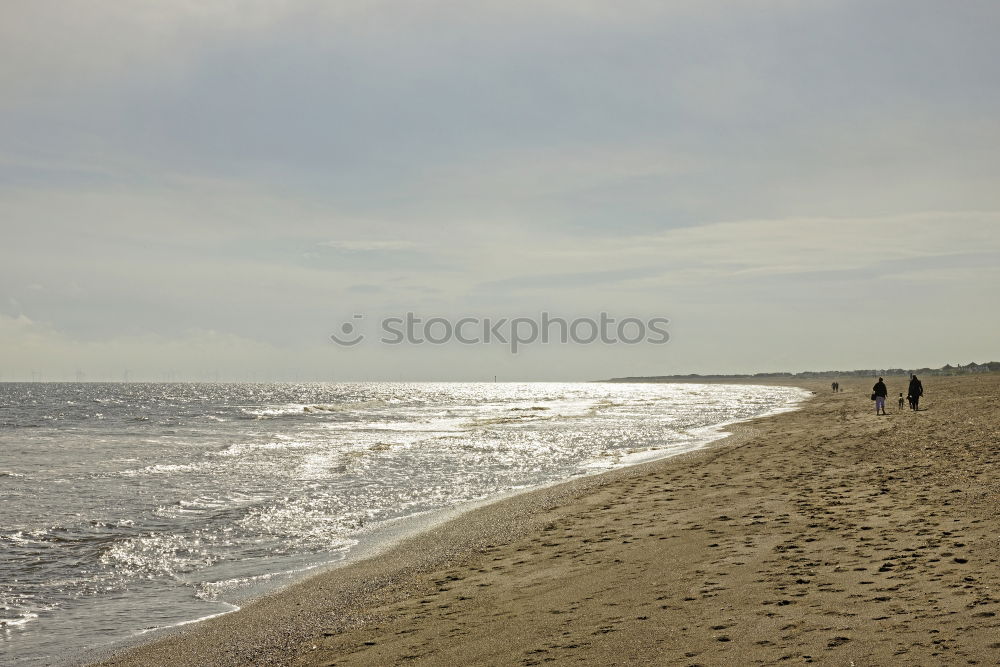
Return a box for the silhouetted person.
[898,392,905,410]
[872,377,888,415]
[832,382,837,392]
[908,375,924,410]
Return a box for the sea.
[0,381,807,664]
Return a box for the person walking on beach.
[908,374,924,410]
[872,377,888,415]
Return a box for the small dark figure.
[898,392,905,410]
[832,382,837,393]
[908,375,924,410]
[872,377,888,415]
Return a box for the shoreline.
[85,383,808,665]
[97,375,1000,665]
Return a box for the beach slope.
[99,375,1000,665]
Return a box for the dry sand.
[98,375,1000,666]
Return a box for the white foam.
[133,603,240,636]
[0,611,39,629]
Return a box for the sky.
[2,0,999,382]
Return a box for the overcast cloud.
[2,0,998,381]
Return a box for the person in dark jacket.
[873,377,888,415]
[908,375,924,410]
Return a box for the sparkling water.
[0,381,806,664]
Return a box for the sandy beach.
[97,374,1000,666]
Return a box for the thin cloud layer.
[2,1,999,379]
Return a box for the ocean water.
[0,381,807,664]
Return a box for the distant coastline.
[605,361,999,382]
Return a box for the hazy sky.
[3,1,999,381]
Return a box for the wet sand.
[98,375,1000,666]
